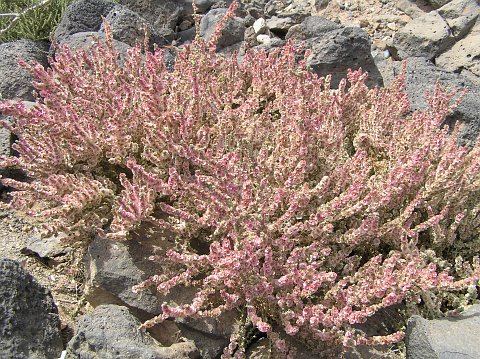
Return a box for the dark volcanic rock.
[118,0,185,31]
[0,258,63,359]
[303,26,383,88]
[53,0,116,44]
[200,8,246,49]
[66,304,200,359]
[101,5,172,49]
[406,305,480,359]
[383,57,480,145]
[0,40,49,101]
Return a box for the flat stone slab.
[406,305,480,359]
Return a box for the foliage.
[0,0,73,43]
[1,4,480,357]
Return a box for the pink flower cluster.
[1,6,480,357]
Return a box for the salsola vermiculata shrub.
[1,4,480,357]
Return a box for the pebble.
[386,22,397,31]
[256,34,271,45]
[359,18,370,27]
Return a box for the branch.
[0,0,52,35]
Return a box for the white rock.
[253,18,267,34]
[256,34,272,45]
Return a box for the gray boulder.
[118,0,185,31]
[392,10,455,60]
[54,32,132,64]
[392,0,479,62]
[200,8,246,49]
[285,15,341,40]
[0,100,36,158]
[436,21,480,80]
[21,231,72,262]
[435,0,480,79]
[0,40,49,101]
[275,0,312,23]
[100,5,171,49]
[303,26,384,88]
[52,0,116,44]
[0,114,13,157]
[84,223,241,358]
[0,258,63,359]
[175,310,238,359]
[193,0,219,13]
[437,0,479,39]
[175,323,230,359]
[427,0,452,9]
[406,305,480,359]
[394,0,427,19]
[381,57,480,145]
[0,101,36,190]
[65,304,200,359]
[84,232,185,319]
[266,16,295,36]
[264,0,291,17]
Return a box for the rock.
[395,0,428,19]
[427,0,452,9]
[52,0,116,44]
[194,0,216,13]
[437,0,479,39]
[245,325,339,358]
[392,10,455,60]
[243,14,256,27]
[0,40,49,101]
[176,323,230,359]
[200,8,246,49]
[286,16,341,40]
[253,37,285,52]
[163,48,178,72]
[174,309,237,358]
[0,101,36,190]
[84,219,242,357]
[276,0,312,23]
[244,26,258,46]
[100,5,171,49]
[0,115,13,157]
[406,305,480,359]
[266,16,295,36]
[381,57,480,145]
[313,0,331,11]
[246,4,265,19]
[303,26,384,88]
[264,0,291,17]
[256,34,272,45]
[178,19,193,31]
[84,230,188,319]
[436,21,480,79]
[178,27,196,44]
[118,0,185,31]
[21,232,72,261]
[253,17,267,34]
[54,32,132,63]
[345,305,405,358]
[66,304,200,359]
[0,258,63,359]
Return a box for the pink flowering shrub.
[1,4,480,357]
